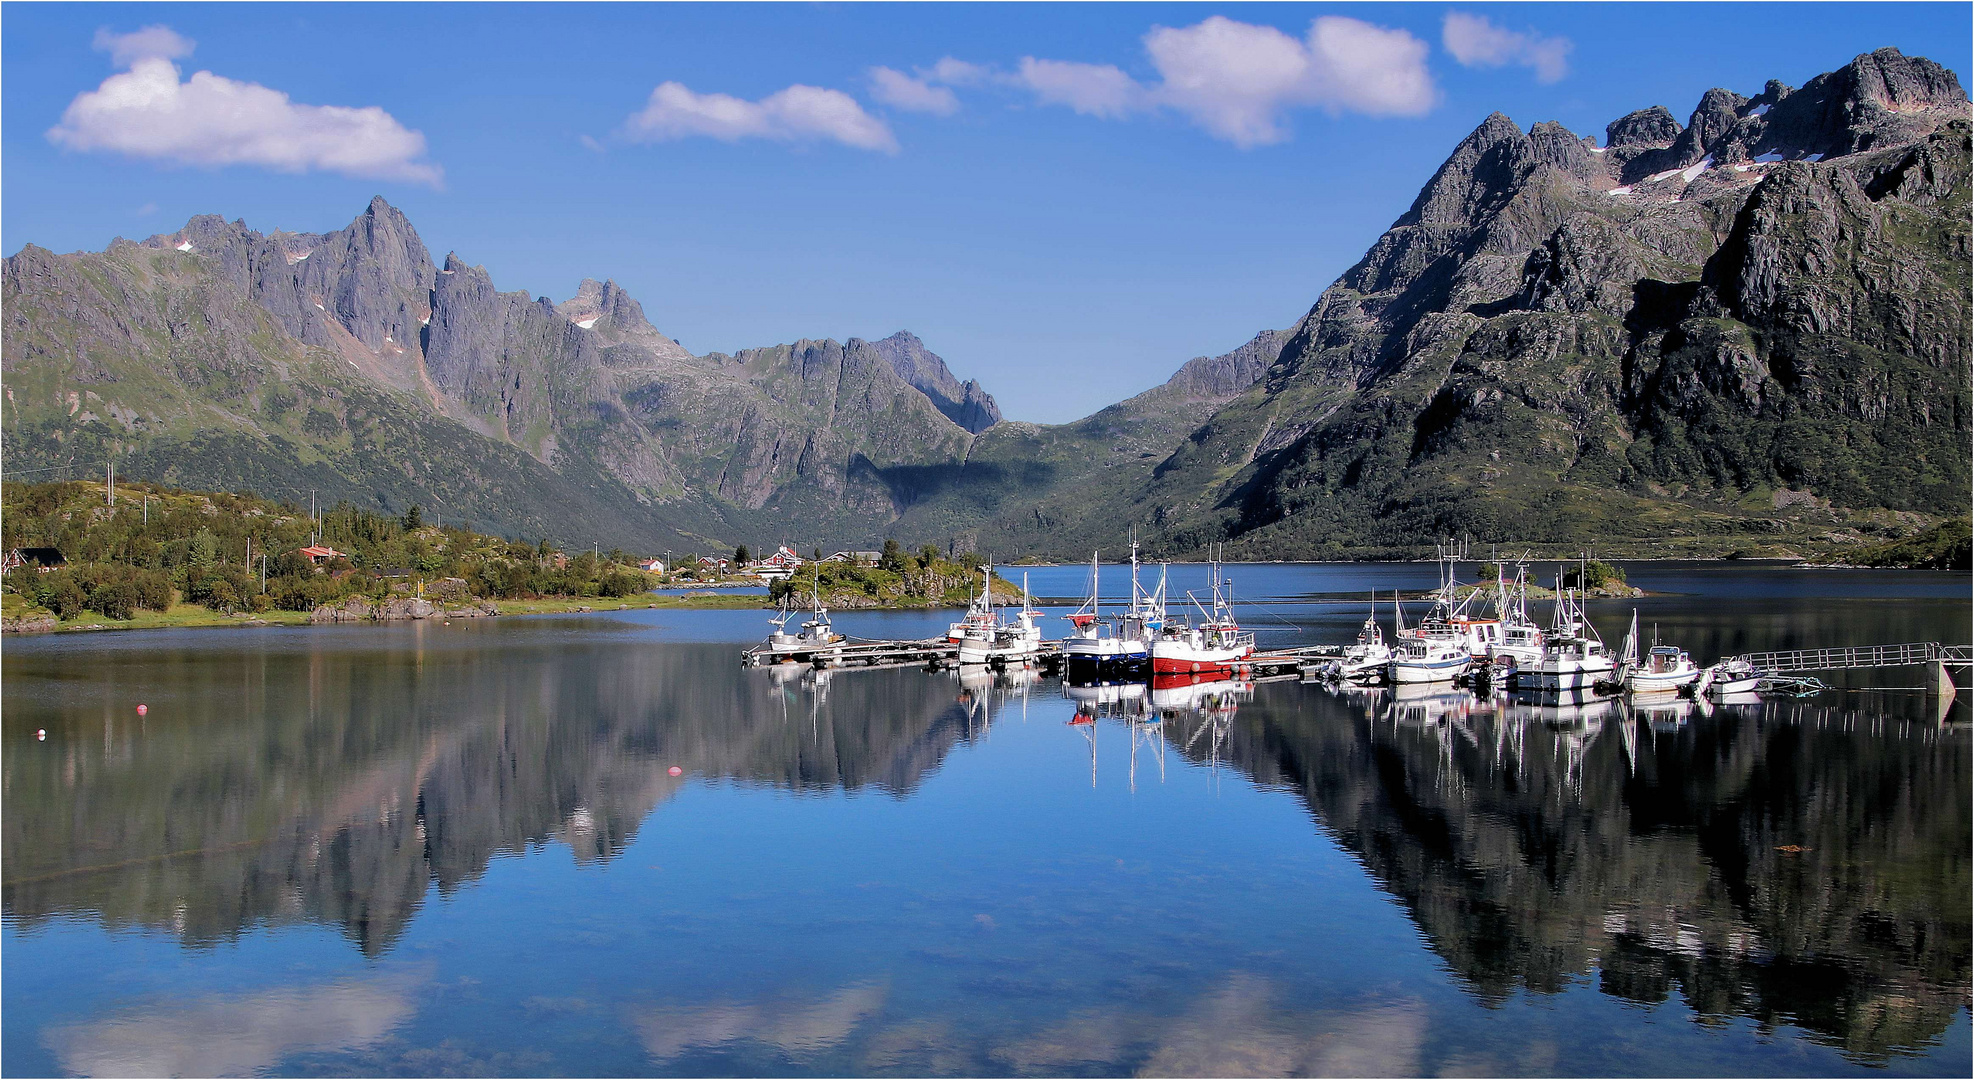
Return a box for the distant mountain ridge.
[5,48,1964,559]
[2,196,1229,551]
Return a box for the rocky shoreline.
[309,597,501,623]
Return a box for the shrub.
[42,573,86,620]
[133,570,174,612]
[90,581,138,620]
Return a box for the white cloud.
[1142,17,1318,145]
[1442,12,1572,84]
[925,57,995,88]
[48,36,443,186]
[989,16,1436,147]
[1304,17,1440,115]
[44,972,424,1078]
[868,66,959,115]
[92,25,194,67]
[1015,58,1148,120]
[623,82,898,153]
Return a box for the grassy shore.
[1,589,778,634]
[493,594,766,615]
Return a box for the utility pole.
[260,554,267,593]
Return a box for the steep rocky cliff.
[868,330,1002,433]
[995,48,1971,558]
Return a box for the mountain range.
[5,48,1967,559]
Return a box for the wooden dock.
[745,636,1067,670]
[1245,644,1345,678]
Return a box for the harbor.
[5,558,1967,1076]
[740,550,1973,717]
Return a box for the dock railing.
[1733,641,1972,674]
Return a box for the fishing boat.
[1150,562,1255,676]
[956,571,1044,665]
[1386,593,1472,683]
[755,576,844,662]
[1487,561,1547,681]
[946,567,1000,644]
[1705,657,1763,697]
[1522,573,1614,691]
[1333,592,1394,681]
[1616,610,1703,693]
[1061,551,1151,676]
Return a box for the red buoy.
[136,704,148,715]
[668,766,683,776]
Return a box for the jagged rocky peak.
[557,278,692,362]
[1612,48,1969,181]
[867,330,1001,433]
[1606,106,1681,149]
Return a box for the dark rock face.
[867,330,1002,433]
[1607,106,1682,149]
[1022,48,1971,558]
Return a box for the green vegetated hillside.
[0,479,658,627]
[5,50,1967,562]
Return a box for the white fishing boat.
[1388,634,1473,683]
[946,567,999,644]
[1487,561,1546,680]
[1334,592,1393,681]
[1387,594,1473,683]
[1523,573,1614,691]
[1150,562,1255,676]
[756,576,844,661]
[1617,610,1704,693]
[1062,550,1151,676]
[956,570,1044,665]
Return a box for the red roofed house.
[300,545,346,564]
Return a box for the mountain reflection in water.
[4,637,1007,957]
[3,616,1968,1074]
[1208,682,1970,1064]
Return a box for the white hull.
[1627,666,1702,693]
[958,636,1041,665]
[1337,648,1392,680]
[1389,655,1471,683]
[1523,659,1614,690]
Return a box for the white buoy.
[37,729,47,740]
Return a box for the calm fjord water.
[4,564,1968,1077]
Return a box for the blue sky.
[5,3,1969,423]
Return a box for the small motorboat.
[1617,611,1703,693]
[1705,658,1763,697]
[1333,593,1393,681]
